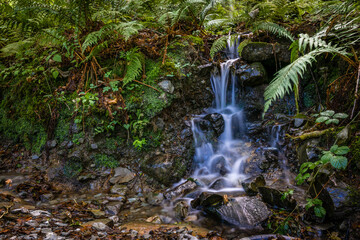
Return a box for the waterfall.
[191,35,249,192]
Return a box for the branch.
[286,128,334,141]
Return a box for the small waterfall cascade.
[191,35,250,192]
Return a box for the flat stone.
[83,219,112,230]
[25,220,39,227]
[30,210,51,217]
[90,209,106,218]
[294,118,305,128]
[110,184,127,195]
[109,167,135,184]
[105,202,123,215]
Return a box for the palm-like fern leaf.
[264,46,349,113]
[123,48,144,86]
[254,22,294,42]
[210,36,227,59]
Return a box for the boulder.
[241,175,266,196]
[258,187,297,210]
[241,42,290,63]
[241,85,266,122]
[174,201,189,219]
[191,192,224,209]
[210,156,229,175]
[236,62,268,87]
[213,196,271,227]
[109,167,135,184]
[164,180,198,201]
[146,193,164,206]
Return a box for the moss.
[63,160,83,178]
[72,132,85,145]
[103,137,124,150]
[54,108,72,143]
[93,154,119,168]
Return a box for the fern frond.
[210,36,227,59]
[264,46,349,113]
[254,22,294,42]
[238,39,252,57]
[123,48,144,86]
[298,33,329,52]
[204,18,229,29]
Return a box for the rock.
[40,193,54,203]
[337,125,350,145]
[213,196,271,227]
[130,230,138,238]
[155,118,165,130]
[241,85,266,121]
[242,42,290,63]
[105,202,123,215]
[31,155,40,160]
[263,147,279,163]
[90,209,106,218]
[30,210,51,217]
[110,184,127,195]
[241,175,266,196]
[258,187,296,210]
[47,140,57,149]
[191,192,224,209]
[203,113,225,138]
[68,150,81,160]
[78,138,85,144]
[146,215,162,224]
[90,143,98,150]
[236,62,268,87]
[83,219,112,230]
[297,139,321,164]
[25,220,39,227]
[158,80,175,94]
[67,141,74,149]
[209,178,228,190]
[239,234,296,240]
[164,180,198,201]
[109,167,135,184]
[146,193,164,206]
[294,118,305,128]
[210,156,230,176]
[185,215,198,222]
[174,201,189,219]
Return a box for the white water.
[191,36,250,192]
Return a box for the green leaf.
[333,113,349,119]
[330,145,339,153]
[314,206,326,218]
[320,110,335,117]
[316,116,329,123]
[52,70,59,79]
[53,54,62,63]
[334,146,350,155]
[330,156,348,169]
[321,153,333,163]
[325,119,339,125]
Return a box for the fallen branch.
[351,62,360,119]
[286,128,334,141]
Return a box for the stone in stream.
[236,62,268,87]
[258,187,297,210]
[209,178,229,190]
[110,184,127,195]
[241,175,266,196]
[203,113,225,138]
[146,193,164,206]
[203,195,271,227]
[164,180,198,201]
[109,167,135,184]
[105,202,123,215]
[210,156,230,176]
[174,200,189,219]
[191,192,224,209]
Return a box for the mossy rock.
[241,42,290,63]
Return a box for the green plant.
[313,110,348,125]
[94,154,119,169]
[306,198,326,218]
[63,161,83,178]
[281,189,294,201]
[133,138,147,151]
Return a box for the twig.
[350,63,360,119]
[132,79,161,92]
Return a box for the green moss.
[72,132,85,145]
[63,160,83,178]
[93,154,119,168]
[104,137,124,150]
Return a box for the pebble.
[30,210,51,217]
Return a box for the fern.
[238,39,252,57]
[123,48,144,86]
[264,45,349,113]
[254,22,294,42]
[210,36,227,59]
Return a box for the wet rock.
[181,128,192,139]
[210,156,229,175]
[158,80,175,94]
[241,175,266,196]
[258,187,296,210]
[174,201,189,219]
[294,118,305,128]
[242,42,290,63]
[209,178,228,190]
[164,180,198,201]
[109,167,135,184]
[31,155,40,160]
[236,62,268,87]
[297,138,321,164]
[241,85,266,122]
[239,234,297,240]
[146,193,164,206]
[141,156,190,186]
[105,202,123,215]
[110,184,127,195]
[213,196,271,227]
[203,113,225,138]
[191,192,224,209]
[263,147,279,163]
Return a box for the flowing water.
[191,36,250,193]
